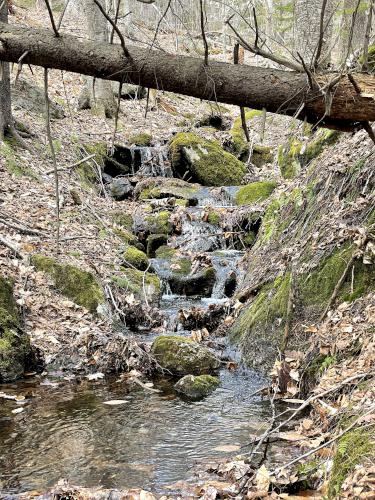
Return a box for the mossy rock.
[151,336,221,375]
[155,245,177,259]
[206,210,221,226]
[112,269,161,304]
[75,141,107,188]
[144,211,173,235]
[174,374,220,399]
[129,132,152,147]
[230,109,262,158]
[113,228,139,247]
[111,212,134,231]
[170,132,246,186]
[235,181,277,206]
[136,178,200,201]
[251,145,274,167]
[31,254,105,314]
[0,276,31,382]
[147,234,168,258]
[123,246,149,271]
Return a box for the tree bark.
[0,4,12,139]
[1,22,375,129]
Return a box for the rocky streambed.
[0,132,281,497]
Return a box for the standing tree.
[294,0,335,67]
[0,0,12,140]
[79,0,116,117]
[339,0,368,64]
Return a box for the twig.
[57,0,70,30]
[43,0,59,37]
[92,0,131,59]
[142,262,151,308]
[110,0,122,44]
[0,235,23,259]
[0,216,43,236]
[149,0,172,51]
[45,153,96,175]
[234,43,250,144]
[199,0,209,66]
[319,251,357,322]
[14,50,29,84]
[270,407,375,475]
[44,68,60,253]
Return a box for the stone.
[151,335,221,375]
[12,78,65,119]
[147,234,168,257]
[174,374,220,399]
[109,178,133,201]
[122,246,149,271]
[168,267,216,297]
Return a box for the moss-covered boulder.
[170,132,246,186]
[111,212,134,231]
[123,246,149,271]
[135,177,200,201]
[0,276,31,382]
[151,336,221,375]
[155,245,177,259]
[174,374,220,399]
[235,181,277,205]
[147,234,168,257]
[31,254,105,314]
[112,269,161,304]
[136,211,174,237]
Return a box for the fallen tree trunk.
[1,22,375,129]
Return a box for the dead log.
[1,22,375,129]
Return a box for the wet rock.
[129,132,152,146]
[0,276,32,382]
[151,335,221,375]
[174,374,220,399]
[134,210,174,239]
[170,132,246,186]
[109,178,133,201]
[178,303,226,331]
[112,269,161,304]
[147,234,168,258]
[31,254,105,315]
[169,267,216,297]
[235,181,277,206]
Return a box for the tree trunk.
[338,0,368,64]
[80,0,116,118]
[1,22,375,129]
[294,0,334,67]
[0,3,12,140]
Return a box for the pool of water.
[0,366,269,496]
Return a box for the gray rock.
[109,178,133,200]
[151,335,221,376]
[174,374,220,399]
[12,78,65,119]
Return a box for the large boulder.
[112,269,161,304]
[0,276,32,382]
[135,177,200,201]
[168,266,216,296]
[170,132,246,186]
[12,78,65,119]
[108,178,133,200]
[174,374,220,399]
[151,335,221,375]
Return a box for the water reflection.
[0,368,269,495]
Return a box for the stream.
[0,151,276,497]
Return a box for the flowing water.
[0,174,275,497]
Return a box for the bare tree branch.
[93,0,131,59]
[43,0,59,37]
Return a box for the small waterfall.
[194,186,239,207]
[211,251,244,299]
[135,144,172,177]
[173,209,225,253]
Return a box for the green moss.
[235,181,277,206]
[112,269,161,303]
[251,145,274,167]
[359,44,375,70]
[207,210,221,226]
[138,179,199,201]
[0,276,30,382]
[172,257,192,275]
[123,246,149,271]
[303,129,341,163]
[328,428,374,499]
[155,245,177,259]
[230,109,262,157]
[31,254,104,314]
[145,211,173,235]
[112,212,134,230]
[0,142,39,179]
[113,228,138,246]
[243,231,256,247]
[75,142,107,189]
[129,133,152,146]
[174,374,220,399]
[151,335,220,375]
[299,245,375,308]
[278,138,302,180]
[170,132,246,186]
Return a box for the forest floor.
[0,3,374,500]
